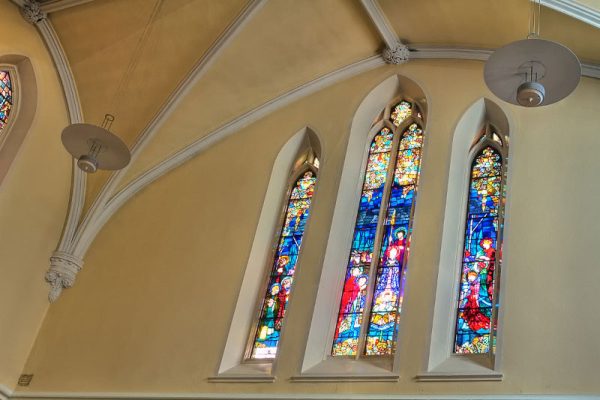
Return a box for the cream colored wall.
[0,2,71,391]
[19,59,600,395]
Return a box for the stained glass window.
[332,99,424,357]
[0,71,13,132]
[454,140,506,354]
[250,170,317,359]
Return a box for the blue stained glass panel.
[364,123,424,356]
[251,171,316,359]
[332,128,393,356]
[454,146,503,354]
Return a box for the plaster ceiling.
[380,0,600,63]
[45,0,600,208]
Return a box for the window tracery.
[454,125,507,355]
[249,158,318,360]
[331,99,424,357]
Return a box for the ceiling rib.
[82,43,600,267]
[541,0,600,30]
[39,0,93,13]
[42,0,268,302]
[359,0,399,49]
[12,0,93,13]
[24,0,600,303]
[12,0,88,302]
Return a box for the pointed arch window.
[0,70,13,132]
[454,125,508,355]
[248,159,319,360]
[331,99,425,357]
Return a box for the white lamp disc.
[61,123,131,170]
[484,38,581,106]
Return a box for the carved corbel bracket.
[45,251,84,303]
[20,0,47,24]
[383,42,410,65]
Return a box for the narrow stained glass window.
[250,170,317,359]
[332,99,424,357]
[454,144,505,354]
[0,71,13,132]
[365,123,423,355]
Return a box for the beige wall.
[0,2,71,391]
[19,59,600,395]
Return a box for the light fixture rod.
[101,113,115,131]
[528,0,542,38]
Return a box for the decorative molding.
[409,46,600,79]
[409,46,493,61]
[77,55,385,259]
[57,43,600,295]
[8,392,600,400]
[0,384,12,400]
[541,0,600,30]
[27,0,600,301]
[359,0,399,50]
[290,374,399,383]
[45,251,84,303]
[206,376,275,383]
[415,372,503,382]
[39,0,94,13]
[19,0,47,23]
[32,0,268,302]
[14,0,87,302]
[382,42,410,64]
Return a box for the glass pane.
[364,123,424,356]
[251,171,317,359]
[0,70,13,131]
[332,128,393,356]
[454,146,503,354]
[390,101,412,127]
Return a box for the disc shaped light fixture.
[62,114,130,174]
[61,1,162,172]
[484,0,581,107]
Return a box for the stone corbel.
[45,251,84,303]
[383,42,410,65]
[20,0,47,24]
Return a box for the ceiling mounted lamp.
[60,0,163,172]
[484,0,581,107]
[62,114,130,174]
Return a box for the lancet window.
[248,155,319,360]
[332,99,425,356]
[454,125,508,354]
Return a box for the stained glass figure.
[390,101,412,127]
[332,99,425,357]
[250,171,317,359]
[364,123,424,356]
[331,127,393,356]
[0,71,13,132]
[454,146,503,354]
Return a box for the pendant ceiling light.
[484,0,581,107]
[61,1,163,172]
[62,114,130,173]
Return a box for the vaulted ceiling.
[42,0,600,210]
[17,0,600,276]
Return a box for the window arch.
[332,98,425,357]
[0,56,37,187]
[214,127,321,381]
[454,125,508,355]
[249,163,318,360]
[420,98,510,381]
[0,69,13,133]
